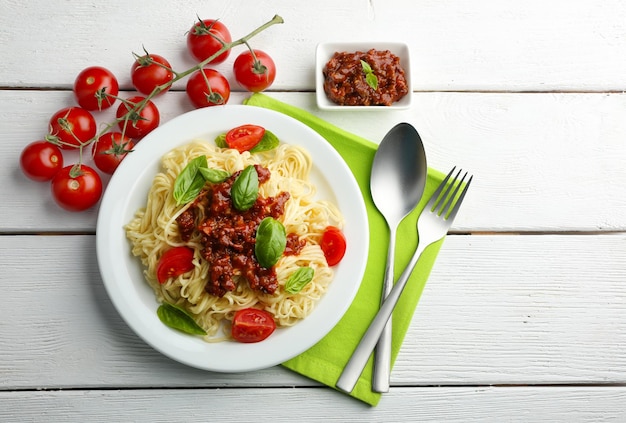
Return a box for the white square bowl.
[315,42,412,111]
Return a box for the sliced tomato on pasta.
[156,246,195,284]
[231,308,276,343]
[320,226,347,266]
[225,124,265,152]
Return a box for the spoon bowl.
[369,122,427,392]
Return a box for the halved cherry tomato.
[156,246,195,284]
[231,308,276,343]
[224,124,265,152]
[320,226,347,266]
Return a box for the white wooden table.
[1,0,625,421]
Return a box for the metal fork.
[336,167,473,393]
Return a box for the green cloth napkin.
[244,93,446,406]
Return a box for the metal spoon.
[369,122,427,393]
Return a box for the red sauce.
[176,164,302,297]
[323,49,408,106]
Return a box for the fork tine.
[427,166,456,211]
[436,167,464,216]
[445,172,472,222]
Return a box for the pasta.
[125,140,344,342]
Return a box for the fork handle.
[336,241,430,394]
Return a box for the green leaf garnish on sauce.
[173,155,207,206]
[255,217,287,268]
[361,60,378,90]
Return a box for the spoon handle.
[372,227,396,392]
[336,241,428,394]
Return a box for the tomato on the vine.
[186,19,232,64]
[225,124,265,152]
[73,66,119,111]
[20,141,64,182]
[131,54,174,96]
[47,107,97,150]
[156,246,195,284]
[231,308,276,343]
[116,96,160,139]
[233,49,276,92]
[320,226,347,266]
[186,68,230,108]
[51,164,103,212]
[92,132,134,174]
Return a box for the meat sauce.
[176,164,304,297]
[323,48,408,106]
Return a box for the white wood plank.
[2,90,626,232]
[1,234,623,389]
[2,0,626,91]
[1,386,625,422]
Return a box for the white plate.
[316,41,412,110]
[96,105,369,372]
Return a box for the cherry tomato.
[20,141,64,182]
[51,164,103,212]
[92,132,134,174]
[186,68,230,108]
[320,226,347,266]
[131,54,174,96]
[233,49,276,93]
[73,66,119,110]
[47,107,97,150]
[116,96,160,139]
[186,19,232,64]
[224,124,265,152]
[231,308,276,343]
[156,246,195,284]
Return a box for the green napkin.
[244,93,446,406]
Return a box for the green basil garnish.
[214,133,228,148]
[199,167,230,183]
[157,303,207,336]
[361,60,378,90]
[173,155,207,205]
[285,267,315,294]
[255,217,286,268]
[231,165,258,211]
[250,130,280,153]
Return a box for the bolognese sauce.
[176,164,304,297]
[323,48,408,106]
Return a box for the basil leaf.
[199,167,230,183]
[361,60,378,90]
[214,133,228,148]
[249,129,280,153]
[285,267,315,294]
[173,155,207,205]
[231,165,258,211]
[255,217,286,268]
[157,303,207,336]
